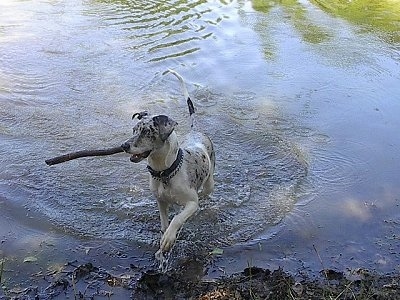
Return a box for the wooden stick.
[45,146,124,166]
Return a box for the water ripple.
[0,69,57,106]
[91,0,225,62]
[310,145,371,194]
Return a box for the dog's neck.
[147,131,179,171]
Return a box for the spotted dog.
[121,70,215,254]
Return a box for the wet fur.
[122,70,215,254]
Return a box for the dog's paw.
[155,249,164,261]
[160,229,176,252]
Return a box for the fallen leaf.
[23,256,38,263]
[209,248,224,256]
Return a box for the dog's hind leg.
[200,172,214,197]
[200,143,215,197]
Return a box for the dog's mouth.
[130,150,151,163]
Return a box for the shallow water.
[1,0,399,282]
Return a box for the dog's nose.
[121,142,130,152]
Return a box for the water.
[1,0,399,281]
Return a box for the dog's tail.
[166,69,196,128]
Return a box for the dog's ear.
[132,111,148,120]
[152,115,178,142]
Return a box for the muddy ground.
[1,256,399,300]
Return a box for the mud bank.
[1,257,399,299]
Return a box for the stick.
[45,146,124,166]
[313,244,329,280]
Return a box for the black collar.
[147,148,184,184]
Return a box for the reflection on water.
[0,0,400,276]
[252,0,332,44]
[252,0,400,44]
[311,0,400,43]
[94,0,221,62]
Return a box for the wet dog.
[121,70,215,254]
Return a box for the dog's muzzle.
[129,150,151,163]
[121,142,151,163]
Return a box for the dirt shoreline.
[1,257,399,299]
[1,201,399,299]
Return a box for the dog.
[121,70,215,254]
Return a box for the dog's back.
[167,69,215,195]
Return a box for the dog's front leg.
[157,199,169,233]
[160,199,198,252]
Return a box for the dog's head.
[121,111,178,163]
